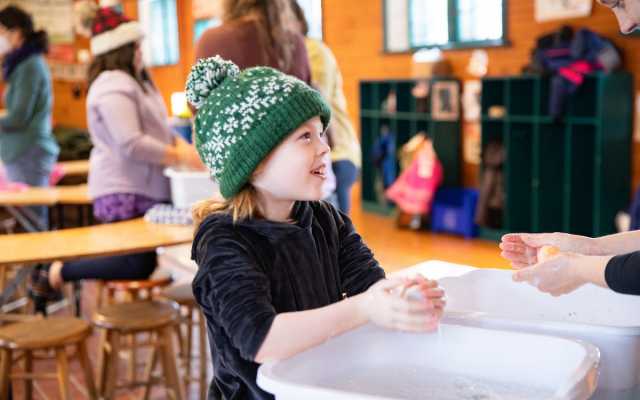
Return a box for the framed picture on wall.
[535,0,592,23]
[431,81,460,121]
[0,0,75,44]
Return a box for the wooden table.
[0,218,193,266]
[0,218,193,331]
[0,185,90,231]
[57,160,89,178]
[0,185,89,207]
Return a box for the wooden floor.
[8,202,509,399]
[351,206,509,273]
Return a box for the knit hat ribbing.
[186,56,331,199]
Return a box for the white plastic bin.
[164,167,220,209]
[398,261,640,399]
[258,323,599,400]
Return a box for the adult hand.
[174,137,206,170]
[500,232,597,269]
[512,252,611,296]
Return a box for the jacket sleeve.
[0,62,42,132]
[94,90,169,164]
[605,251,640,295]
[192,231,276,362]
[335,207,386,296]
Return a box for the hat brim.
[91,21,144,56]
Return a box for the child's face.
[252,116,330,203]
[598,0,640,33]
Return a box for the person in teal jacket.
[0,6,59,229]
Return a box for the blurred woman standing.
[0,6,58,229]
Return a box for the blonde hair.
[192,184,263,228]
[221,0,295,72]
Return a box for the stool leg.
[159,326,185,400]
[73,281,82,317]
[197,309,208,400]
[184,306,194,393]
[24,350,33,400]
[96,329,108,395]
[55,348,72,400]
[95,281,104,309]
[106,287,115,305]
[142,341,159,400]
[77,341,98,400]
[128,333,137,383]
[105,331,121,400]
[0,349,12,400]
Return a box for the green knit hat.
[185,56,331,199]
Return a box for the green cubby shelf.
[479,73,632,240]
[359,78,462,214]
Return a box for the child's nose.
[317,137,330,155]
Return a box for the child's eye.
[299,132,312,141]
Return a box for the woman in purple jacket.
[31,3,201,300]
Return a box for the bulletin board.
[0,0,75,44]
[535,0,592,23]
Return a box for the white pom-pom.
[185,56,240,109]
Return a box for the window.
[296,0,323,40]
[137,0,180,66]
[385,0,506,52]
[456,0,503,43]
[410,0,448,47]
[194,18,221,43]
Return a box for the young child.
[187,56,446,400]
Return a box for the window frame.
[384,0,509,53]
[137,0,181,67]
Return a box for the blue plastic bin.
[170,117,193,143]
[431,188,479,238]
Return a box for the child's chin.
[297,191,324,202]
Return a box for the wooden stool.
[96,271,173,308]
[162,283,208,400]
[0,317,96,400]
[92,300,184,400]
[95,271,173,383]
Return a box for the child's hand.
[359,277,445,332]
[400,275,446,311]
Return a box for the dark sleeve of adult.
[333,206,386,296]
[192,230,276,362]
[604,251,640,295]
[292,33,312,85]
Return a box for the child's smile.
[310,163,327,179]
